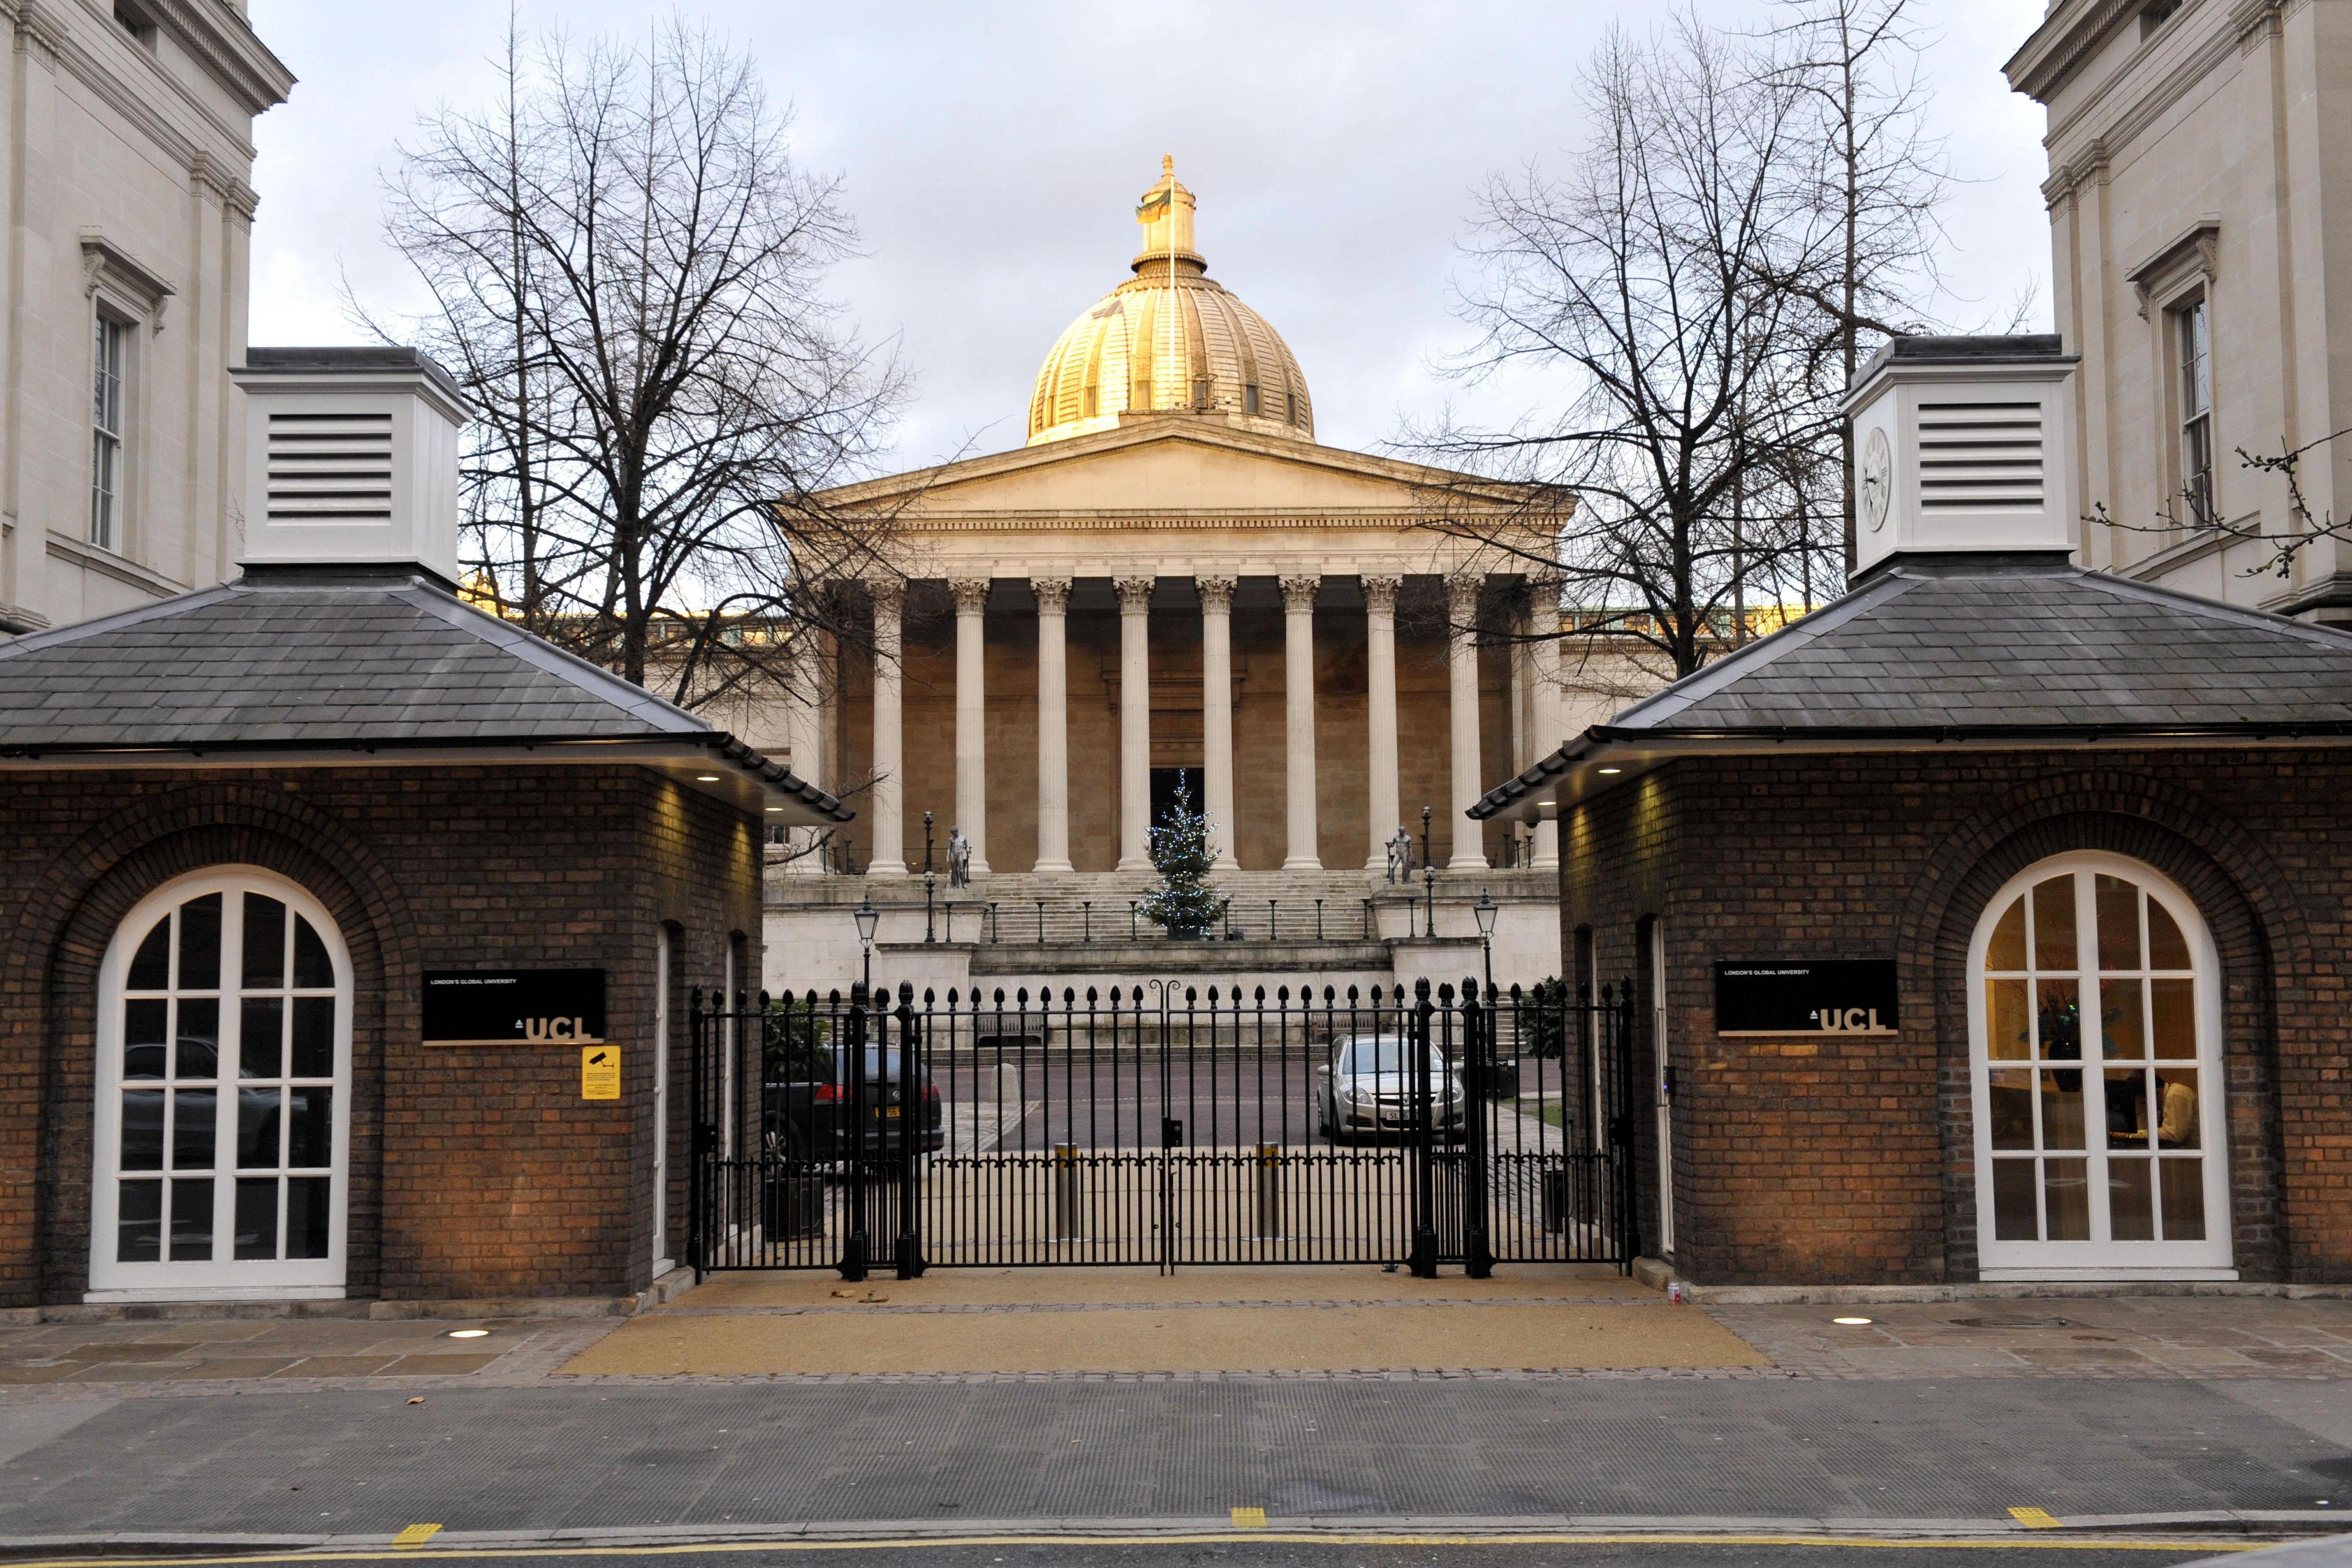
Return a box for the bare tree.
[1412,3,1969,682]
[374,17,906,709]
[1760,0,1952,574]
[1411,16,1842,680]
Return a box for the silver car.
[1315,1034,1466,1143]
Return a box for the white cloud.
[247,0,2052,471]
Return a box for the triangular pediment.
[822,416,1544,520]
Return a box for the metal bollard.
[1053,1143,1082,1240]
[1255,1143,1283,1239]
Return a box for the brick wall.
[0,765,760,1309]
[1556,749,2346,1286]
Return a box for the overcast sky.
[243,0,2053,472]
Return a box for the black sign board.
[1714,961,1898,1036]
[423,969,607,1046]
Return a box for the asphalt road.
[0,1538,2292,1568]
[2,1378,2346,1546]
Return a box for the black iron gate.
[687,978,1638,1279]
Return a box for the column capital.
[1031,576,1073,613]
[1278,574,1322,611]
[949,577,991,614]
[1195,574,1238,612]
[1361,574,1403,611]
[1446,573,1484,617]
[867,576,906,615]
[1114,576,1157,612]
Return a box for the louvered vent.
[264,411,393,523]
[1917,401,2043,511]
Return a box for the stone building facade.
[2006,0,2352,619]
[0,1,291,638]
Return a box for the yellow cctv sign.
[581,1045,620,1101]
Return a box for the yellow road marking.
[392,1528,444,1551]
[2011,1508,2063,1530]
[0,1530,2267,1566]
[1229,1507,1267,1530]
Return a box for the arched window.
[90,869,351,1299]
[1969,853,2231,1278]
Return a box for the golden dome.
[1027,157,1313,446]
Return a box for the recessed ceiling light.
[1831,1316,1874,1327]
[1596,767,1623,775]
[695,774,721,782]
[447,1328,489,1339]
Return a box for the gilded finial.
[1162,153,1173,177]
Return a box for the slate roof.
[1471,555,2352,819]
[0,568,850,819]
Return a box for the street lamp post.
[921,811,937,945]
[1419,804,1436,937]
[853,897,880,992]
[1474,889,1497,996]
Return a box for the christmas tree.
[1140,777,1230,939]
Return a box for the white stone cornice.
[12,0,63,65]
[141,0,295,116]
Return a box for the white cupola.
[229,347,472,584]
[1842,335,2079,579]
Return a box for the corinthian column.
[1279,574,1322,870]
[1115,575,1155,871]
[780,617,825,877]
[1446,573,1488,871]
[1032,577,1073,874]
[866,577,907,878]
[1197,575,1238,869]
[950,577,991,877]
[1361,574,1401,871]
[1529,578,1565,871]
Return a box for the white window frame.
[1968,851,2233,1280]
[89,310,129,552]
[1649,919,1674,1255]
[2174,296,2214,529]
[651,928,672,1276]
[89,867,353,1301]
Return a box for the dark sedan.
[764,1046,944,1161]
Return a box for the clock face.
[1860,427,1893,533]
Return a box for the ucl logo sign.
[1714,961,1899,1037]
[423,970,609,1047]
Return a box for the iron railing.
[688,977,1638,1280]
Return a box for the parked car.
[1314,1034,1466,1143]
[764,1045,944,1161]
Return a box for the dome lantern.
[1026,158,1314,446]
